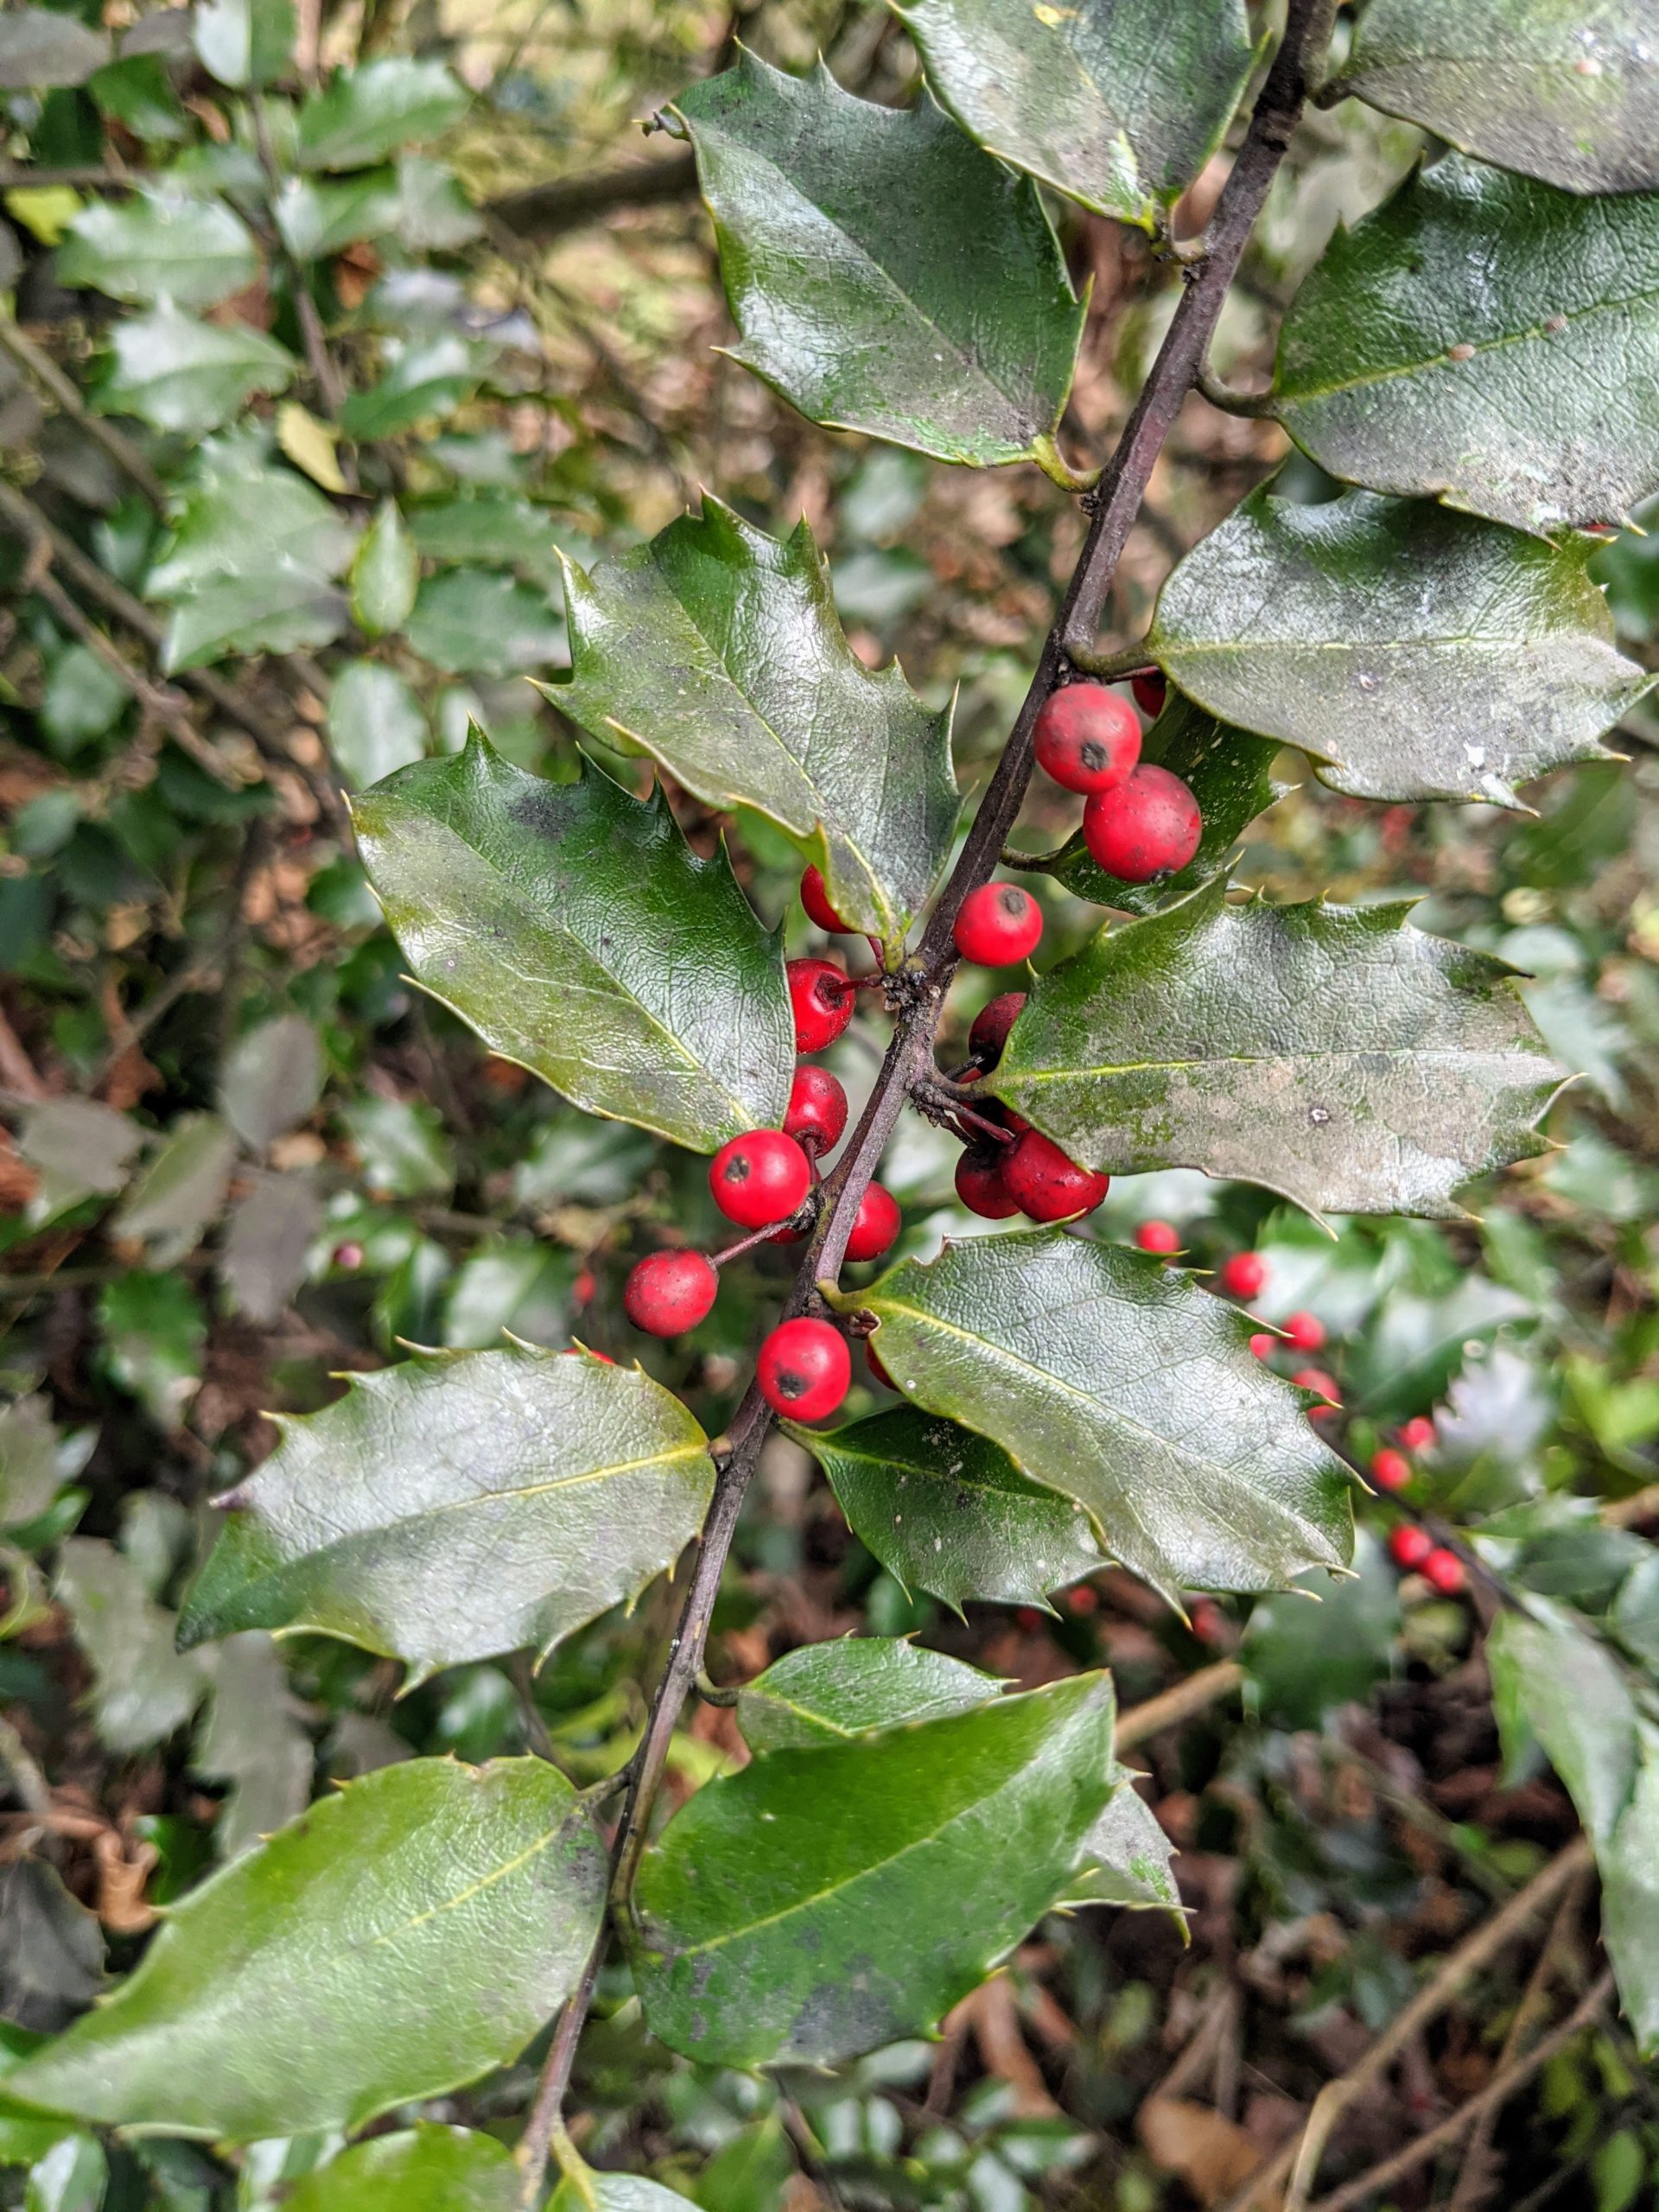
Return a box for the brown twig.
[1116,1660,1244,1751]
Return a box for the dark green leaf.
[835,1230,1352,1601]
[113,1114,235,1266]
[219,1013,323,1153]
[0,10,108,90]
[989,881,1563,1220]
[8,1756,607,2137]
[629,1672,1116,2067]
[0,1862,104,2035]
[95,1272,207,1428]
[1243,1529,1400,1730]
[405,568,564,677]
[278,2126,518,2212]
[21,2131,105,2211]
[179,1343,714,1679]
[673,53,1084,470]
[58,192,259,309]
[410,493,563,582]
[147,442,355,600]
[1151,487,1651,805]
[98,305,296,437]
[161,572,350,671]
[1274,156,1659,536]
[327,660,428,786]
[891,0,1256,232]
[737,1637,1000,1752]
[274,170,401,261]
[352,501,419,636]
[1343,1274,1533,1421]
[339,334,488,441]
[1339,0,1659,194]
[354,736,794,1151]
[87,54,189,144]
[798,1405,1103,1610]
[551,499,957,952]
[55,1539,207,1754]
[296,58,469,171]
[192,0,294,88]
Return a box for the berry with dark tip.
[969,990,1026,1069]
[787,957,855,1052]
[709,1128,810,1230]
[1135,1220,1180,1255]
[1001,1128,1109,1222]
[1422,1547,1467,1595]
[953,883,1042,967]
[1389,1524,1433,1571]
[1082,764,1202,883]
[1131,671,1166,719]
[1370,1446,1411,1492]
[956,1143,1020,1219]
[624,1249,718,1336]
[800,864,851,933]
[1033,683,1141,795]
[757,1317,850,1421]
[1283,1310,1326,1352]
[846,1182,901,1262]
[783,1065,848,1151]
[1217,1251,1268,1299]
[1398,1415,1436,1452]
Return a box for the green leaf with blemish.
[1065,1775,1181,1916]
[672,52,1085,470]
[989,881,1564,1220]
[833,1230,1352,1603]
[179,1343,714,1679]
[737,1637,1001,1753]
[353,734,793,1152]
[1150,486,1651,806]
[547,499,957,953]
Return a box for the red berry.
[573,1268,596,1306]
[1292,1366,1341,1417]
[786,957,855,1053]
[1191,1599,1227,1648]
[757,1317,850,1421]
[1422,1547,1466,1595]
[953,883,1043,967]
[1249,1332,1277,1359]
[1065,1582,1098,1615]
[867,1341,895,1389]
[969,990,1026,1070]
[709,1129,810,1230]
[1082,764,1202,883]
[800,864,851,933]
[956,1143,1020,1219]
[1283,1310,1326,1352]
[1131,671,1167,720]
[1389,1524,1433,1571]
[624,1249,718,1337]
[1001,1128,1109,1223]
[563,1346,614,1364]
[783,1065,848,1151]
[1370,1446,1411,1493]
[333,1240,365,1272]
[1135,1219,1180,1255]
[846,1182,902,1263]
[1398,1415,1436,1452]
[1033,683,1141,796]
[1217,1251,1268,1299]
[1015,1606,1045,1632]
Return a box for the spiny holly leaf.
[97,304,296,437]
[58,191,259,308]
[281,2127,518,2212]
[890,0,1257,232]
[737,1637,1000,1753]
[1066,1777,1181,1916]
[179,1343,713,1681]
[629,1672,1116,2068]
[296,57,469,172]
[1338,0,1659,195]
[1025,691,1281,917]
[834,1230,1352,1602]
[1150,487,1650,805]
[672,52,1085,472]
[549,500,957,955]
[353,734,793,1152]
[797,1406,1103,1611]
[989,881,1564,1220]
[1274,156,1659,536]
[7,1758,607,2138]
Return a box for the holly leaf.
[989,881,1563,1220]
[1068,1777,1182,1916]
[327,662,428,787]
[296,58,469,172]
[97,304,296,437]
[1338,0,1659,195]
[405,568,565,677]
[113,1113,236,1267]
[890,0,1257,232]
[1025,691,1281,917]
[147,444,356,601]
[352,501,419,636]
[7,1757,607,2138]
[192,0,294,89]
[55,1539,207,1755]
[1150,487,1651,805]
[162,572,350,671]
[737,1637,1001,1753]
[180,1344,712,1681]
[672,53,1084,472]
[339,334,489,441]
[0,10,108,89]
[353,734,793,1151]
[1274,156,1659,536]
[833,1230,1352,1602]
[219,1013,323,1153]
[280,2126,518,2212]
[797,1406,1103,1610]
[549,499,957,954]
[629,1672,1116,2068]
[58,192,259,308]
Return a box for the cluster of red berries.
[951,991,1110,1224]
[1033,678,1202,884]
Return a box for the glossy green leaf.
[737,1637,1000,1753]
[327,660,428,786]
[55,1539,207,1754]
[58,192,258,309]
[162,571,350,671]
[354,734,793,1150]
[798,1406,1103,1610]
[8,1756,607,2138]
[179,1343,714,1679]
[0,10,108,89]
[352,500,420,635]
[280,2126,518,2212]
[339,335,488,441]
[1274,156,1659,536]
[551,499,957,952]
[1151,487,1650,805]
[990,880,1563,1220]
[1065,1776,1181,1916]
[1339,0,1659,194]
[410,493,563,583]
[296,58,470,172]
[98,304,296,437]
[550,2179,696,2211]
[835,1230,1352,1602]
[22,2133,106,2212]
[630,1672,1116,2067]
[274,170,401,261]
[891,0,1256,232]
[391,155,483,250]
[192,0,294,88]
[673,53,1084,469]
[342,1096,454,1199]
[88,54,189,144]
[147,442,355,600]
[113,1113,236,1266]
[406,568,565,677]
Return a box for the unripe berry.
[1002,1128,1109,1222]
[783,1065,848,1151]
[1389,1523,1433,1571]
[1249,1332,1277,1360]
[333,1240,365,1272]
[1131,671,1166,720]
[757,1317,850,1421]
[969,990,1026,1070]
[846,1182,901,1262]
[800,864,851,933]
[956,1143,1020,1219]
[624,1249,717,1337]
[1033,683,1141,795]
[786,957,855,1052]
[1283,1310,1326,1352]
[1398,1415,1436,1452]
[1370,1446,1411,1492]
[953,883,1042,967]
[1422,1546,1466,1595]
[709,1128,810,1230]
[1292,1365,1341,1421]
[1217,1251,1268,1299]
[1135,1219,1180,1255]
[1082,764,1201,883]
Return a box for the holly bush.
[5,0,1659,2207]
